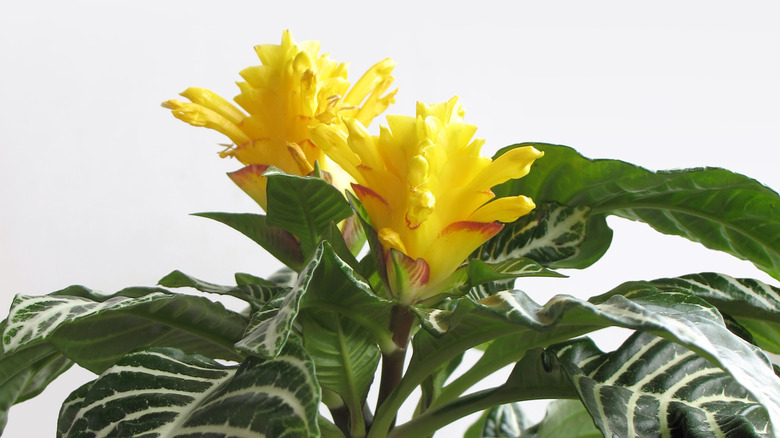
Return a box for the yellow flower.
[162,30,396,209]
[310,97,543,303]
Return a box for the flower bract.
[163,30,396,209]
[310,97,543,303]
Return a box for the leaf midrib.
[592,201,779,269]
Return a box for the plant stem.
[432,326,596,409]
[387,384,576,438]
[373,304,415,432]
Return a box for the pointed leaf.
[494,143,780,280]
[642,272,780,353]
[264,168,353,257]
[236,242,395,358]
[468,258,563,286]
[298,311,379,415]
[476,202,612,270]
[346,190,390,296]
[464,257,564,301]
[159,269,284,310]
[469,403,531,438]
[3,286,246,373]
[526,399,602,438]
[550,333,771,437]
[0,341,72,434]
[194,212,304,271]
[58,340,320,438]
[400,286,780,434]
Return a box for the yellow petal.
[467,146,544,191]
[351,183,392,230]
[468,195,536,223]
[162,100,251,146]
[421,221,503,293]
[345,118,384,171]
[469,146,544,190]
[179,88,246,126]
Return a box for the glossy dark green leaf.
[235,242,394,358]
[549,334,771,437]
[379,285,780,437]
[0,340,72,434]
[194,212,304,271]
[159,269,284,310]
[494,143,780,280]
[3,286,246,373]
[465,402,531,438]
[264,168,353,257]
[643,272,780,354]
[58,341,320,438]
[524,399,602,438]
[476,202,612,270]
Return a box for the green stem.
[368,325,517,438]
[432,326,596,409]
[368,322,605,438]
[388,384,576,438]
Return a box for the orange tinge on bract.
[163,30,396,209]
[310,97,543,304]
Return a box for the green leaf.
[265,167,354,257]
[476,403,531,438]
[495,143,780,280]
[3,286,246,373]
[57,340,320,438]
[416,352,463,416]
[0,340,72,434]
[236,242,395,358]
[463,257,565,301]
[374,285,780,437]
[193,212,304,271]
[346,190,390,296]
[476,202,612,270]
[159,269,284,311]
[550,333,771,437]
[385,348,577,438]
[527,399,602,438]
[468,258,563,286]
[234,272,275,287]
[642,272,780,354]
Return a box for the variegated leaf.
[475,203,611,269]
[236,242,395,357]
[551,333,771,437]
[264,167,354,257]
[2,286,246,373]
[58,340,320,438]
[298,311,379,417]
[494,143,780,281]
[465,257,564,301]
[405,286,780,435]
[0,340,72,434]
[159,270,284,311]
[643,273,780,353]
[521,399,602,438]
[465,402,531,438]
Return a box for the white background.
[1,1,779,436]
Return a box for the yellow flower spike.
[310,97,543,303]
[164,30,396,210]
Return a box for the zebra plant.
[1,32,779,438]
